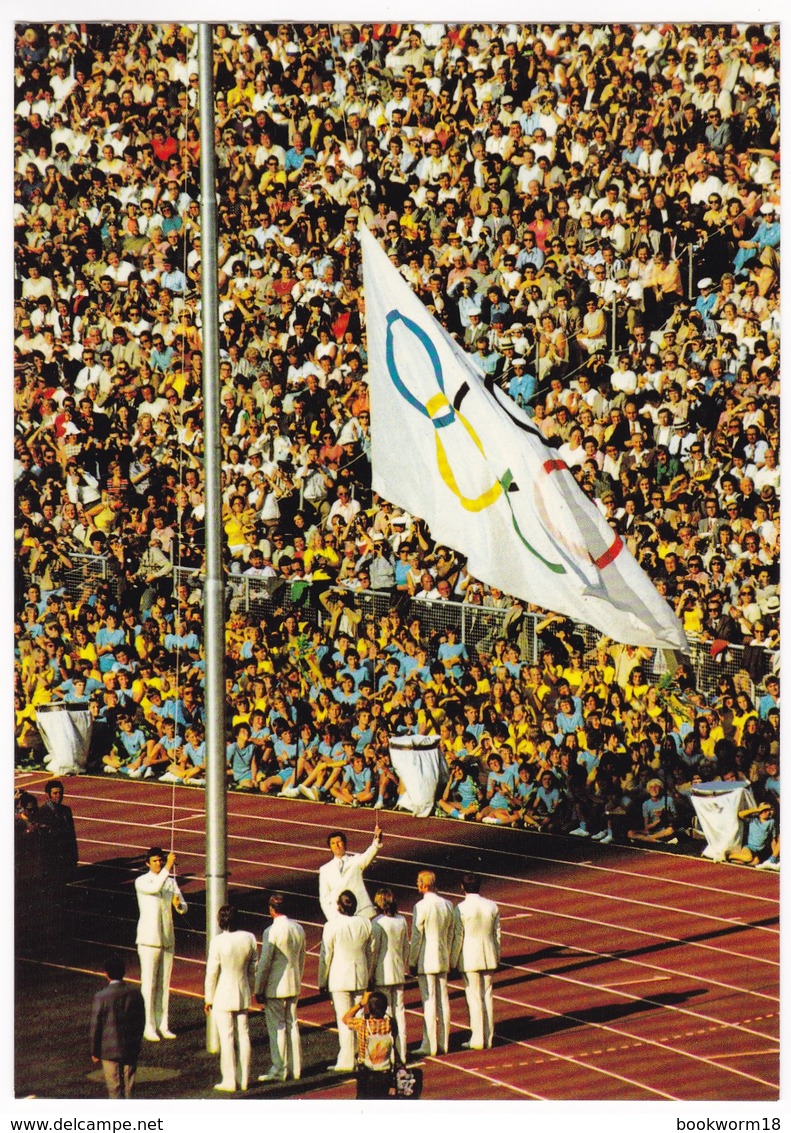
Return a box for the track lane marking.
[32,778,779,908]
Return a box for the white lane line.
[709,1050,779,1059]
[498,956,777,1041]
[69,873,780,1016]
[73,833,775,974]
[597,977,672,987]
[496,925,780,1006]
[423,1047,669,1101]
[59,931,775,1096]
[68,887,778,1057]
[74,834,781,981]
[220,805,781,907]
[489,985,778,1092]
[92,813,778,936]
[42,781,779,908]
[406,1057,548,1100]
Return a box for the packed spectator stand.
[13,22,780,860]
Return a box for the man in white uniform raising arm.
[318,820,383,920]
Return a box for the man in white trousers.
[450,873,501,1050]
[135,847,187,1041]
[318,821,383,921]
[409,869,456,1057]
[255,892,306,1082]
[317,889,374,1073]
[371,887,410,1062]
[204,905,258,1092]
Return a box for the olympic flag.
[360,226,687,651]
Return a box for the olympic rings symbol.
[384,308,569,574]
[385,310,502,512]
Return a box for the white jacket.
[255,915,306,999]
[204,929,258,1011]
[135,867,187,949]
[409,890,456,975]
[371,913,410,987]
[318,914,373,993]
[450,893,501,973]
[318,836,381,920]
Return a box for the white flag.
[690,784,755,860]
[360,226,687,651]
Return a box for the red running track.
[16,772,779,1101]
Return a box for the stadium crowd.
[13,22,780,861]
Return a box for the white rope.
[166,25,198,854]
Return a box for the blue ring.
[385,310,455,429]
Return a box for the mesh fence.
[26,557,775,696]
[19,554,110,608]
[685,636,776,699]
[64,555,110,605]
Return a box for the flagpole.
[609,290,618,365]
[199,20,227,1054]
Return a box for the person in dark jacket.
[90,953,146,1098]
[38,779,78,880]
[38,777,80,950]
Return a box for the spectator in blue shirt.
[727,801,779,868]
[758,676,779,720]
[284,133,316,176]
[733,204,780,275]
[556,695,584,736]
[226,722,257,790]
[507,358,537,412]
[628,779,679,844]
[330,751,374,807]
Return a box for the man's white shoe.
[143,1027,160,1042]
[258,1069,287,1082]
[159,1028,177,1039]
[569,826,589,837]
[461,1041,482,1050]
[213,1083,235,1092]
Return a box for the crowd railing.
[23,557,775,695]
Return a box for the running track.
[16,772,779,1101]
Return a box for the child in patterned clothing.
[343,991,396,1099]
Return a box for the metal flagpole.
[609,290,618,365]
[198,20,227,1053]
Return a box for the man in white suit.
[450,873,501,1050]
[255,892,306,1082]
[204,905,258,1092]
[135,847,187,1042]
[409,869,456,1057]
[371,887,410,1061]
[318,822,383,921]
[317,889,374,1073]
